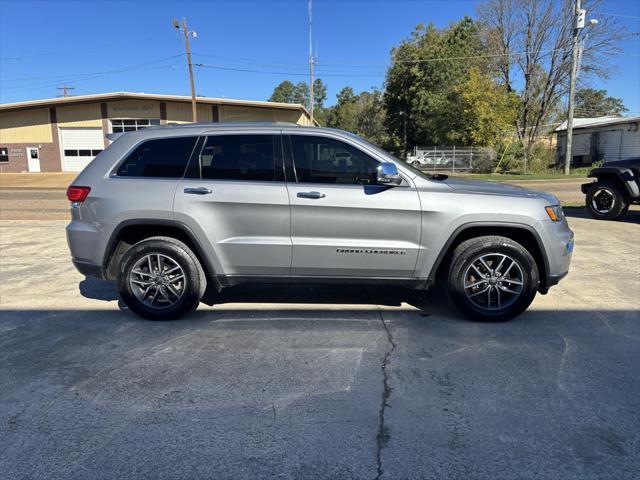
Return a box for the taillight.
[66,186,91,203]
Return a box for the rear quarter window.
[116,136,198,177]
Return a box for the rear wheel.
[411,160,422,168]
[448,236,538,322]
[586,180,629,220]
[117,236,206,320]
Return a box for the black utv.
[581,157,640,220]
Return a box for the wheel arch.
[588,168,638,199]
[103,220,219,288]
[427,222,550,293]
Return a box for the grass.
[454,171,588,181]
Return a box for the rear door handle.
[297,191,326,199]
[184,187,212,195]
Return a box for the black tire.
[585,180,629,220]
[447,236,538,322]
[117,236,206,320]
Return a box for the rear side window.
[199,135,276,181]
[116,137,198,177]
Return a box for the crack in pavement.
[374,304,397,480]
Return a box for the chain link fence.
[406,146,495,173]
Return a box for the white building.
[555,116,640,166]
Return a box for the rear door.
[285,133,422,278]
[174,131,291,276]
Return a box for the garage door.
[60,128,104,172]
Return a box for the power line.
[0,55,183,95]
[192,46,573,70]
[596,12,640,20]
[57,84,75,97]
[0,36,168,61]
[194,63,385,78]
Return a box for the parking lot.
[1,199,639,478]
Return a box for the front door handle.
[184,187,212,195]
[297,191,326,199]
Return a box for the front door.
[27,147,40,172]
[285,134,422,278]
[174,132,291,277]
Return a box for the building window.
[111,118,161,133]
[64,149,102,157]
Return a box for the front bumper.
[72,260,104,279]
[537,218,573,294]
[581,182,594,194]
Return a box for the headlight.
[545,205,564,222]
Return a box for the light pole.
[564,2,597,174]
[173,18,198,123]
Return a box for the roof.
[0,91,313,116]
[555,115,640,132]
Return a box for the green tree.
[292,82,310,106]
[268,80,296,103]
[454,67,519,146]
[574,88,628,117]
[268,79,328,114]
[325,87,389,147]
[313,79,328,108]
[384,17,488,155]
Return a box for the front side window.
[289,135,380,184]
[116,136,198,177]
[199,135,276,181]
[112,118,161,133]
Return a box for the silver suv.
[66,123,573,321]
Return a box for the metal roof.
[0,91,312,116]
[555,115,640,132]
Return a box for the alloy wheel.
[591,187,616,214]
[463,253,524,311]
[129,253,187,309]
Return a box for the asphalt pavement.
[1,210,639,479]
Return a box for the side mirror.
[376,162,402,186]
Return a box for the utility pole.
[173,17,198,123]
[57,85,75,97]
[308,0,314,123]
[564,0,585,175]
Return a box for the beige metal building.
[555,116,640,166]
[0,92,315,173]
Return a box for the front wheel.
[448,236,538,322]
[117,236,206,320]
[585,181,629,220]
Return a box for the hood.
[603,157,640,169]
[442,176,559,203]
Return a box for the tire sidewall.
[448,238,538,322]
[117,239,202,320]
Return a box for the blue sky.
[1,0,639,113]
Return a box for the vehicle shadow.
[79,277,119,302]
[78,278,451,318]
[563,205,640,224]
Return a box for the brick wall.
[0,142,60,173]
